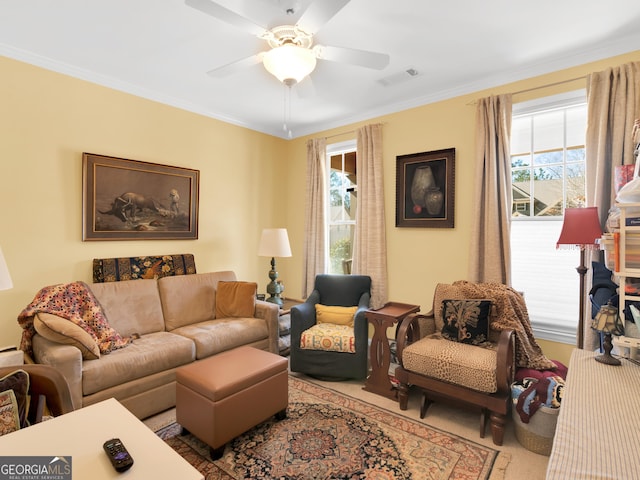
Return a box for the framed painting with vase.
[395,148,455,228]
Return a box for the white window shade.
[566,106,587,147]
[533,110,564,151]
[511,117,531,154]
[511,219,580,343]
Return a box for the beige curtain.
[353,124,388,309]
[302,137,326,299]
[584,61,640,350]
[469,94,513,285]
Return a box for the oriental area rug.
[156,376,506,480]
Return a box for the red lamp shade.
[556,207,603,249]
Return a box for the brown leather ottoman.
[176,346,288,459]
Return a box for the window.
[326,140,357,274]
[510,91,587,343]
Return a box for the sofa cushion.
[34,312,100,360]
[215,281,257,318]
[159,271,237,331]
[171,317,269,359]
[402,335,498,393]
[89,279,164,336]
[81,332,195,396]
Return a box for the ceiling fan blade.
[185,0,267,36]
[296,0,350,34]
[316,45,390,70]
[206,53,265,78]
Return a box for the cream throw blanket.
[449,280,556,371]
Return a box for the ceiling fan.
[185,0,390,86]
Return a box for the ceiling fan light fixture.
[263,44,317,85]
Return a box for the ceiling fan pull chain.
[282,83,288,133]
[287,84,293,139]
[282,83,293,138]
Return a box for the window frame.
[510,90,588,344]
[325,140,357,274]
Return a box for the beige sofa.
[30,271,279,419]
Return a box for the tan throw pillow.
[34,312,100,360]
[215,281,257,318]
[315,304,358,327]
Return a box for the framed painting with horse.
[82,153,199,241]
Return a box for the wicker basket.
[512,404,559,456]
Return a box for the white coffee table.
[0,397,203,480]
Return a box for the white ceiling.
[1,0,639,139]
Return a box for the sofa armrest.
[31,335,83,410]
[254,300,280,354]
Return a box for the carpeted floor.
[154,375,508,480]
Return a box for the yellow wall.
[0,56,288,345]
[1,50,639,366]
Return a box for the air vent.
[378,67,420,87]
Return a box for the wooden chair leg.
[419,391,432,419]
[398,383,410,410]
[489,411,506,446]
[479,409,488,438]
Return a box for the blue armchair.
[290,274,371,380]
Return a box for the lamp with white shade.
[258,229,292,307]
[0,246,13,291]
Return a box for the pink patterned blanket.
[18,281,132,358]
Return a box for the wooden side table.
[363,302,420,399]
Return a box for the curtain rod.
[325,129,355,140]
[467,75,587,105]
[511,75,586,96]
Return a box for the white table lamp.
[258,229,292,306]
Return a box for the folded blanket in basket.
[512,376,564,424]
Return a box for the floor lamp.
[556,207,603,349]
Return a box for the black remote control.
[103,438,134,473]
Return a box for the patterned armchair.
[290,274,371,380]
[395,282,516,446]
